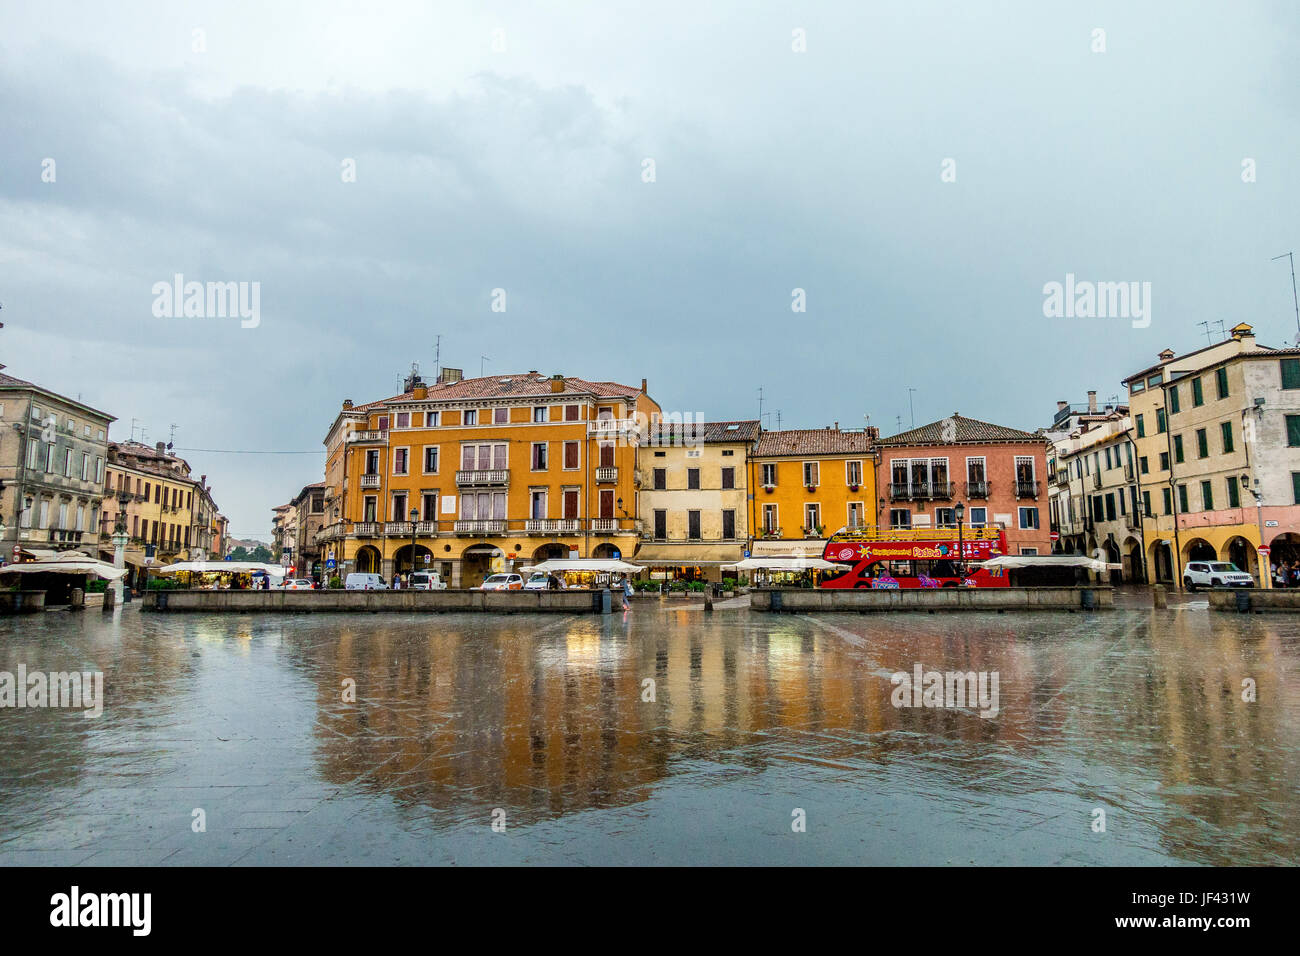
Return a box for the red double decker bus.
[818,525,1010,589]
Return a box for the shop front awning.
[727,557,849,571]
[529,558,642,574]
[632,543,745,566]
[748,539,827,559]
[154,561,288,575]
[974,555,1121,572]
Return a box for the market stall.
[0,551,128,605]
[153,560,287,590]
[527,558,643,589]
[725,556,849,588]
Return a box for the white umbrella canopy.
[973,556,1120,572]
[1,555,128,580]
[154,561,287,575]
[529,558,643,574]
[726,557,849,571]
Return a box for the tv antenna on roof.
[480,355,489,377]
[168,423,177,450]
[433,334,441,382]
[1273,252,1300,340]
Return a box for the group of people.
[1272,561,1300,588]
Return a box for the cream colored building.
[634,420,759,581]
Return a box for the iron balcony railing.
[966,480,990,498]
[1015,480,1040,499]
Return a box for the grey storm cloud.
[1,0,1298,537]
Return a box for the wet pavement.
[0,602,1296,866]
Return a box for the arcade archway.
[354,545,381,574]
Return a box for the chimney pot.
[1057,400,1068,412]
[1087,390,1097,414]
[641,378,648,394]
[342,399,353,409]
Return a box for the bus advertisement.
[818,526,1010,589]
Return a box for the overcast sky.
[2,1,1297,539]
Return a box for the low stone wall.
[1208,589,1300,612]
[0,591,47,614]
[751,586,1113,612]
[141,588,606,614]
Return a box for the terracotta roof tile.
[648,420,761,444]
[878,414,1042,446]
[753,428,874,457]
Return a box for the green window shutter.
[1282,359,1300,390]
[1174,435,1184,463]
[1169,386,1180,414]
[1192,378,1204,406]
[1178,485,1189,513]
[1136,414,1145,438]
[1216,367,1228,399]
[1288,415,1300,447]
[1196,429,1208,458]
[1293,473,1300,505]
[1227,476,1239,508]
[1201,480,1213,511]
[1221,421,1233,454]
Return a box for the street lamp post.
[112,488,130,603]
[409,506,419,583]
[1244,473,1269,589]
[954,501,966,581]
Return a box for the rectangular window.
[1221,421,1234,454]
[1162,487,1172,515]
[81,453,90,480]
[1156,408,1167,433]
[493,407,508,424]
[935,507,955,528]
[393,448,409,475]
[531,442,548,470]
[847,502,864,529]
[396,412,409,429]
[846,460,862,486]
[654,509,667,539]
[1216,367,1228,399]
[803,462,819,487]
[804,503,821,532]
[687,468,700,490]
[599,443,615,468]
[1104,494,1116,522]
[424,446,439,473]
[530,489,547,520]
[763,504,779,533]
[1178,484,1189,513]
[377,416,389,431]
[1293,473,1300,505]
[1195,428,1208,459]
[1018,507,1040,530]
[1159,451,1170,471]
[890,508,911,529]
[533,406,547,423]
[64,449,73,476]
[1139,456,1149,474]
[1227,476,1240,509]
[762,463,777,486]
[563,489,579,520]
[687,511,701,541]
[1191,377,1204,406]
[1173,435,1185,464]
[1135,414,1145,438]
[1142,491,1151,517]
[563,441,579,469]
[968,507,987,526]
[1283,359,1300,390]
[564,405,579,422]
[721,466,735,489]
[722,509,736,539]
[1288,415,1300,447]
[1169,385,1180,414]
[653,468,666,490]
[463,409,477,425]
[1201,480,1214,512]
[95,458,104,484]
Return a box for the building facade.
[0,371,114,563]
[746,427,877,559]
[876,414,1051,555]
[1125,323,1300,587]
[633,420,759,581]
[99,441,213,575]
[323,367,661,585]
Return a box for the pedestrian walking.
[621,574,633,610]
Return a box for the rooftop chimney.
[1057,400,1068,412]
[1087,391,1097,414]
[1158,348,1175,362]
[550,374,565,393]
[156,441,166,455]
[342,399,353,409]
[641,378,648,394]
[412,384,428,400]
[833,421,839,430]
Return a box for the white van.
[345,573,388,590]
[408,570,447,590]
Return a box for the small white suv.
[408,571,447,590]
[1183,561,1254,591]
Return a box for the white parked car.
[345,572,388,590]
[408,570,447,590]
[523,571,564,591]
[479,573,524,591]
[282,579,316,591]
[1183,561,1254,591]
